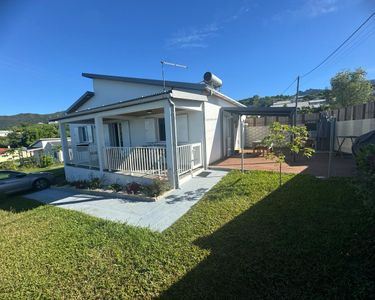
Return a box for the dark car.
[0,170,54,194]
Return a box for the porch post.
[94,117,105,173]
[58,122,69,164]
[164,100,179,189]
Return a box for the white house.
[27,138,71,162]
[53,72,245,189]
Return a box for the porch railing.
[105,146,167,176]
[67,144,99,168]
[177,142,203,175]
[68,142,203,178]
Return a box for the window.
[78,126,89,143]
[158,118,166,141]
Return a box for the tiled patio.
[210,152,356,177]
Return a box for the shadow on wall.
[159,174,373,299]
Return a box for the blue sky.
[0,0,374,115]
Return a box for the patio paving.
[24,169,227,232]
[210,152,356,177]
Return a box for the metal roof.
[50,90,173,122]
[82,73,206,91]
[223,106,296,117]
[66,91,95,114]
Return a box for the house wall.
[204,95,240,164]
[128,110,203,146]
[335,118,375,153]
[78,79,164,111]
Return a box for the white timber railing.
[105,146,167,176]
[177,142,203,175]
[68,145,99,168]
[68,142,203,178]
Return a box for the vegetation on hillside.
[0,111,64,130]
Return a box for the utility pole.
[293,76,300,162]
[294,75,300,126]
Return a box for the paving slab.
[25,169,227,232]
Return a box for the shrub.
[355,144,375,211]
[38,155,54,168]
[0,160,17,170]
[141,178,170,197]
[108,183,122,192]
[125,182,141,195]
[88,177,102,189]
[19,157,38,169]
[72,180,88,189]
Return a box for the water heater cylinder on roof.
[203,72,223,88]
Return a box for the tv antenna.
[161,60,188,91]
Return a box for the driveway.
[25,169,227,232]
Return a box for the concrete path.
[25,170,227,232]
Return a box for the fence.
[245,101,375,127]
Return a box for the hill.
[0,112,64,129]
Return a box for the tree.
[330,68,374,107]
[263,122,314,187]
[7,124,63,148]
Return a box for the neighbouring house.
[27,138,71,163]
[0,130,11,137]
[271,98,328,109]
[52,72,245,188]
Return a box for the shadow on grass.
[0,193,43,213]
[160,174,374,299]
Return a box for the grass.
[0,170,373,299]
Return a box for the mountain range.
[0,112,64,129]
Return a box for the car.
[0,170,54,194]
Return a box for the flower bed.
[54,177,171,202]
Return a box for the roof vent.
[203,72,222,89]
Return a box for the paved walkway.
[25,170,227,232]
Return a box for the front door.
[105,122,131,147]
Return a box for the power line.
[280,77,297,95]
[301,12,375,79]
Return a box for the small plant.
[355,144,375,211]
[108,183,122,192]
[141,178,171,197]
[88,177,102,189]
[19,157,38,168]
[125,182,141,194]
[38,155,55,168]
[263,122,314,186]
[0,160,17,170]
[73,180,88,189]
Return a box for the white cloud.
[165,2,251,49]
[307,0,338,17]
[165,23,220,49]
[270,0,339,23]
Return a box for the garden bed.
[54,176,171,201]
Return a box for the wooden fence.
[245,101,375,126]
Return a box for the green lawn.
[0,171,373,299]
